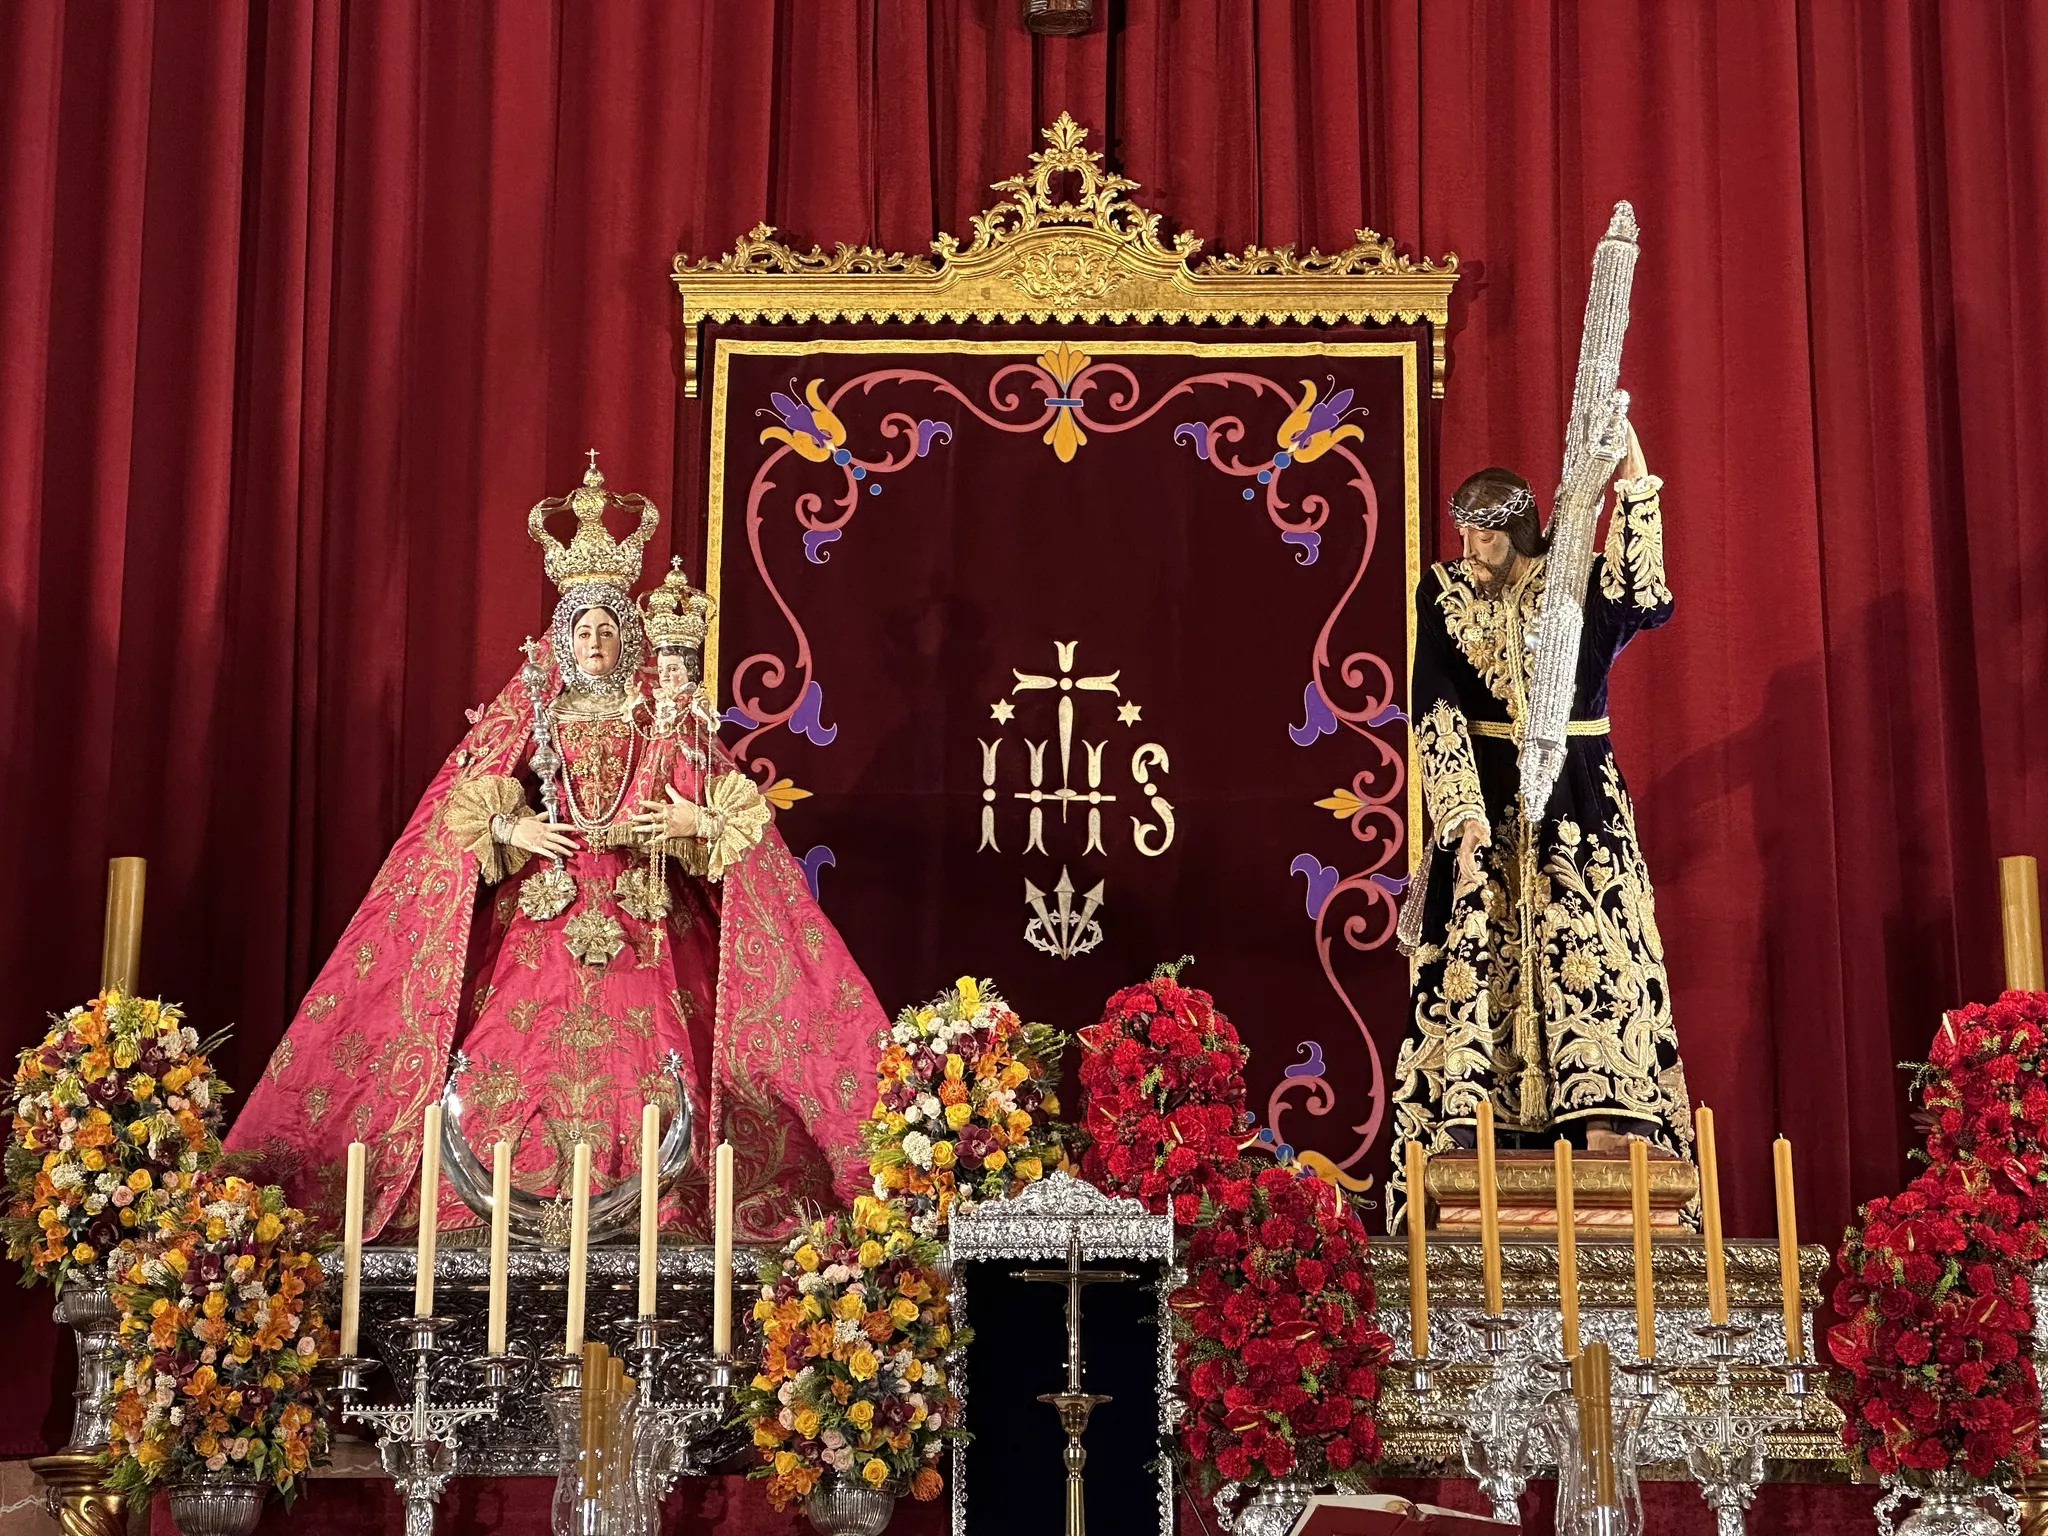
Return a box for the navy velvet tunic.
[1387,477,1696,1229]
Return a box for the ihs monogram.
[979,641,1175,959]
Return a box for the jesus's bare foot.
[1585,1121,1629,1154]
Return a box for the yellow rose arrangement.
[737,1197,965,1510]
[103,1175,331,1501]
[859,976,1065,1236]
[4,991,229,1290]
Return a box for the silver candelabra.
[329,1316,518,1536]
[1401,1309,1819,1534]
[616,1315,747,1487]
[540,1318,749,1536]
[1402,1311,1558,1523]
[1667,1322,1814,1536]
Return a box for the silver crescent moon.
[438,1048,696,1246]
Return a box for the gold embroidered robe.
[1389,476,1694,1228]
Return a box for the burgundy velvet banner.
[701,323,1430,1201]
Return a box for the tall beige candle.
[1405,1139,1430,1360]
[487,1141,512,1354]
[2002,855,2044,991]
[340,1142,366,1356]
[1476,1099,1504,1315]
[1629,1137,1656,1360]
[1696,1105,1729,1324]
[564,1141,592,1356]
[638,1103,662,1317]
[1774,1136,1804,1361]
[414,1106,442,1317]
[1554,1139,1580,1360]
[712,1141,735,1355]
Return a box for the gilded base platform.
[1424,1148,1699,1230]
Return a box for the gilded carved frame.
[670,114,1458,398]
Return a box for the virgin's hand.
[631,786,698,842]
[507,817,579,860]
[1454,818,1491,897]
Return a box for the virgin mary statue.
[227,459,882,1241]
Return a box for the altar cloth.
[136,1471,1880,1536]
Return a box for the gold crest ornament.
[673,114,1457,397]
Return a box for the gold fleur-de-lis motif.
[1036,341,1093,463]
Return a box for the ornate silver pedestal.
[948,1172,1177,1536]
[31,1274,134,1536]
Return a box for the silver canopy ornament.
[1518,202,1641,823]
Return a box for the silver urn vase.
[166,1473,268,1536]
[1220,1475,1325,1536]
[28,1271,136,1536]
[804,1473,897,1536]
[1875,1470,2022,1536]
[51,1272,123,1451]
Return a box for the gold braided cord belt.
[1467,717,1611,740]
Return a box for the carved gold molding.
[671,114,1458,398]
[1426,1150,1702,1209]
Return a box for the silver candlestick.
[1396,1352,1443,1398]
[1458,1312,1555,1523]
[619,1310,747,1490]
[333,1316,508,1536]
[1673,1322,1781,1536]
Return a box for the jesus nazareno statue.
[1387,426,1695,1230]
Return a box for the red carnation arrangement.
[1919,992,2048,1181]
[1829,1160,2042,1478]
[1172,1164,1390,1499]
[1828,990,2048,1480]
[1075,961,1250,1224]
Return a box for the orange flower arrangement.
[859,976,1064,1236]
[737,1196,964,1509]
[4,991,227,1289]
[103,1175,331,1500]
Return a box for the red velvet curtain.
[2,0,2044,1457]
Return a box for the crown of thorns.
[1451,484,1534,530]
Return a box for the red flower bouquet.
[1076,962,1250,1224]
[1828,990,2048,1481]
[1171,1164,1391,1499]
[1919,991,2048,1183]
[1828,1160,2041,1479]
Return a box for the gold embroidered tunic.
[1390,476,1694,1227]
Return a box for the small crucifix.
[1020,1229,1137,1536]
